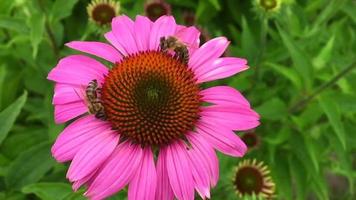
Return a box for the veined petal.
[105,31,128,56]
[65,41,122,63]
[128,147,157,200]
[47,55,108,86]
[155,149,174,200]
[189,37,229,71]
[200,86,250,107]
[52,83,84,105]
[85,142,143,200]
[72,169,97,191]
[187,133,219,187]
[54,102,87,124]
[187,143,211,199]
[134,16,153,51]
[196,120,247,157]
[166,141,194,200]
[200,105,260,131]
[67,130,119,182]
[149,15,177,50]
[175,26,200,54]
[196,57,248,83]
[111,15,138,54]
[51,115,112,162]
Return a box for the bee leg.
[174,47,189,65]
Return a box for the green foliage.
[0,0,355,199]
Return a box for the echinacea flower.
[145,0,171,21]
[87,0,120,26]
[233,159,275,199]
[48,15,260,200]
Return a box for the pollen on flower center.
[101,51,201,146]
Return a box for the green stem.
[250,16,268,89]
[37,0,60,59]
[289,61,356,113]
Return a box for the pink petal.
[189,37,229,71]
[67,130,119,182]
[65,41,122,63]
[196,57,248,83]
[128,147,157,200]
[175,26,200,54]
[105,31,128,56]
[166,141,194,200]
[155,149,174,200]
[149,15,177,50]
[85,142,143,200]
[200,86,250,107]
[134,16,153,51]
[72,169,97,191]
[111,15,138,55]
[51,115,112,162]
[54,102,87,124]
[47,55,108,86]
[52,83,85,105]
[187,133,219,187]
[196,120,247,157]
[200,105,260,131]
[187,144,211,199]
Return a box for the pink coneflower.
[145,0,171,21]
[48,15,260,200]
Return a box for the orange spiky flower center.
[101,51,201,146]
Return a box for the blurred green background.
[0,0,355,199]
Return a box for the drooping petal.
[200,105,260,131]
[155,148,174,200]
[149,15,177,50]
[85,142,143,200]
[196,120,247,157]
[128,147,157,200]
[195,57,248,83]
[72,169,97,191]
[166,141,194,200]
[111,15,138,54]
[134,16,153,51]
[187,143,211,199]
[47,55,108,86]
[54,102,87,124]
[52,83,84,105]
[189,37,229,71]
[51,115,112,162]
[187,133,219,187]
[200,86,250,107]
[67,130,119,182]
[65,41,122,63]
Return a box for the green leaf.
[5,142,55,190]
[313,35,335,70]
[0,91,27,145]
[50,0,79,22]
[241,17,257,62]
[22,182,73,200]
[318,95,347,150]
[0,65,6,110]
[276,24,313,90]
[28,13,45,58]
[0,15,28,33]
[207,0,221,10]
[266,62,303,90]
[255,98,287,120]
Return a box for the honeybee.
[85,79,106,120]
[160,36,189,64]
